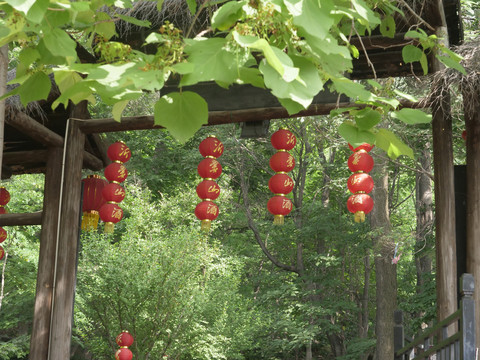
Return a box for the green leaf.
[154,91,208,143]
[278,97,305,115]
[390,108,432,124]
[112,100,129,121]
[157,0,165,11]
[44,5,70,27]
[331,77,374,102]
[237,67,264,88]
[354,107,382,130]
[284,0,334,39]
[402,45,423,63]
[43,28,77,60]
[420,52,428,75]
[329,107,359,117]
[351,0,381,26]
[5,0,36,14]
[95,11,116,39]
[211,0,246,31]
[338,122,376,147]
[25,0,49,23]
[180,38,250,86]
[171,62,194,75]
[144,33,165,44]
[185,0,197,14]
[116,14,151,27]
[405,29,428,41]
[18,72,52,106]
[435,55,466,75]
[18,47,40,68]
[379,15,395,38]
[375,128,414,159]
[393,89,417,102]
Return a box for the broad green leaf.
[284,0,334,39]
[85,63,137,86]
[211,0,246,30]
[237,67,264,88]
[95,11,116,39]
[331,77,374,102]
[54,68,83,93]
[52,81,96,109]
[112,100,129,122]
[18,72,52,106]
[114,0,134,8]
[154,91,208,143]
[144,33,165,44]
[156,0,165,11]
[43,28,77,60]
[185,0,197,14]
[180,38,250,86]
[379,15,395,38]
[171,62,194,74]
[18,47,40,68]
[393,89,417,102]
[5,0,36,14]
[354,107,382,130]
[375,128,414,159]
[351,0,381,26]
[405,29,428,41]
[278,97,305,115]
[402,44,423,63]
[420,52,428,74]
[25,0,49,23]
[116,14,151,27]
[338,122,376,147]
[442,46,464,62]
[436,55,466,75]
[330,107,359,117]
[259,55,323,112]
[366,79,382,89]
[0,12,26,47]
[390,108,432,124]
[44,5,70,27]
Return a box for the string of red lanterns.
[347,143,374,223]
[100,141,131,233]
[115,330,134,360]
[81,175,108,231]
[268,128,295,225]
[195,135,223,232]
[0,187,10,261]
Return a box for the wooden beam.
[78,100,425,134]
[3,150,48,165]
[6,112,104,170]
[29,148,62,360]
[49,120,84,360]
[0,211,42,226]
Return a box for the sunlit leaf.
[375,128,414,159]
[390,108,432,124]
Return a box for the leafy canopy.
[0,0,463,156]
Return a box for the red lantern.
[196,180,220,200]
[102,183,126,203]
[105,162,128,183]
[348,143,374,152]
[267,195,293,225]
[116,331,134,347]
[348,151,374,173]
[0,187,10,207]
[462,130,467,141]
[271,128,296,151]
[81,175,108,231]
[199,136,224,158]
[268,173,294,195]
[348,173,374,194]
[99,203,123,233]
[108,141,132,164]
[0,245,4,261]
[0,227,7,244]
[195,200,219,231]
[270,152,295,173]
[197,158,222,179]
[347,194,374,223]
[115,348,133,360]
[0,207,7,215]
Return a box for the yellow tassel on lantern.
[273,214,285,225]
[354,211,366,223]
[201,219,212,232]
[104,222,115,233]
[81,211,100,231]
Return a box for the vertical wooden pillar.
[465,94,480,347]
[431,82,458,323]
[29,148,63,360]
[49,120,84,360]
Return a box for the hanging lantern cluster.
[195,136,223,232]
[115,330,134,360]
[100,141,130,233]
[81,175,108,231]
[0,187,10,261]
[347,143,374,223]
[268,128,295,225]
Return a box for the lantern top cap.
[0,186,6,189]
[115,140,126,144]
[87,174,102,179]
[207,135,217,138]
[120,330,130,333]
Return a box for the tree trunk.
[370,149,397,360]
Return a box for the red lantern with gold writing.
[196,180,220,201]
[195,200,219,231]
[348,173,374,194]
[267,195,293,225]
[115,348,133,360]
[0,228,6,244]
[268,173,294,195]
[99,203,123,233]
[116,331,134,347]
[0,245,4,261]
[197,158,222,180]
[271,128,297,151]
[270,152,295,173]
[81,175,108,231]
[105,163,128,183]
[348,152,374,173]
[347,194,374,223]
[0,187,10,207]
[199,135,224,158]
[348,143,374,153]
[108,141,132,164]
[102,183,126,203]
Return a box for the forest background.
[0,0,479,359]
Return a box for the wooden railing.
[394,273,476,360]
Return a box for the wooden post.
[29,148,63,360]
[393,310,404,360]
[431,79,458,326]
[460,273,476,359]
[48,120,84,360]
[465,90,480,348]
